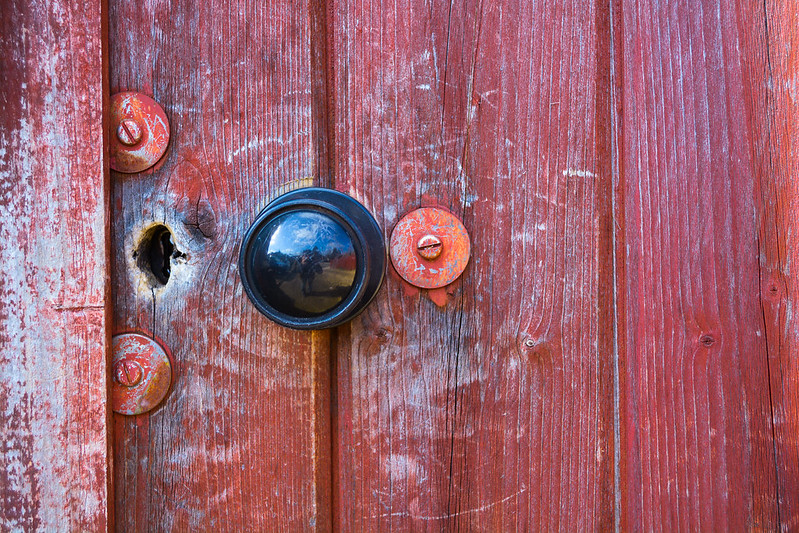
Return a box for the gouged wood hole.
[132,224,187,288]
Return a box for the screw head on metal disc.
[111,333,172,415]
[416,234,443,260]
[113,360,144,387]
[116,118,143,146]
[390,207,470,289]
[110,92,170,173]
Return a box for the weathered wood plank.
[615,0,798,529]
[0,0,111,530]
[108,0,332,529]
[331,0,613,529]
[739,0,799,528]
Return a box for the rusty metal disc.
[390,207,470,289]
[110,92,170,173]
[111,333,172,415]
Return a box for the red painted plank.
[0,0,111,530]
[330,0,614,529]
[740,0,799,528]
[615,0,797,529]
[107,0,332,529]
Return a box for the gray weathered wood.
[0,0,111,530]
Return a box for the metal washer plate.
[110,92,170,173]
[111,333,172,415]
[390,207,470,289]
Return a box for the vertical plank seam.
[100,0,114,528]
[312,0,338,527]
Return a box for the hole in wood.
[699,334,716,348]
[135,225,185,286]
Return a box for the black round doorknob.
[238,187,385,329]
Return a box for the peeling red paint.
[0,0,110,530]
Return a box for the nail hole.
[700,334,715,347]
[136,225,184,286]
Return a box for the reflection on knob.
[251,211,356,317]
[239,188,385,329]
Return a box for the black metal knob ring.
[238,187,385,330]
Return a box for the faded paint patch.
[562,168,597,179]
[0,0,109,529]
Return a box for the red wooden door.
[2,0,798,530]
[108,1,333,529]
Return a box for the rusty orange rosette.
[110,92,170,173]
[389,207,470,289]
[111,333,172,415]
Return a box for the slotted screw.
[116,118,143,146]
[114,360,144,388]
[416,234,443,260]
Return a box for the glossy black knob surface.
[239,188,385,329]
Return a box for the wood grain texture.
[103,0,799,529]
[615,0,799,529]
[108,0,332,529]
[0,0,111,530]
[743,1,799,528]
[330,0,614,529]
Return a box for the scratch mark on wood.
[376,489,528,521]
